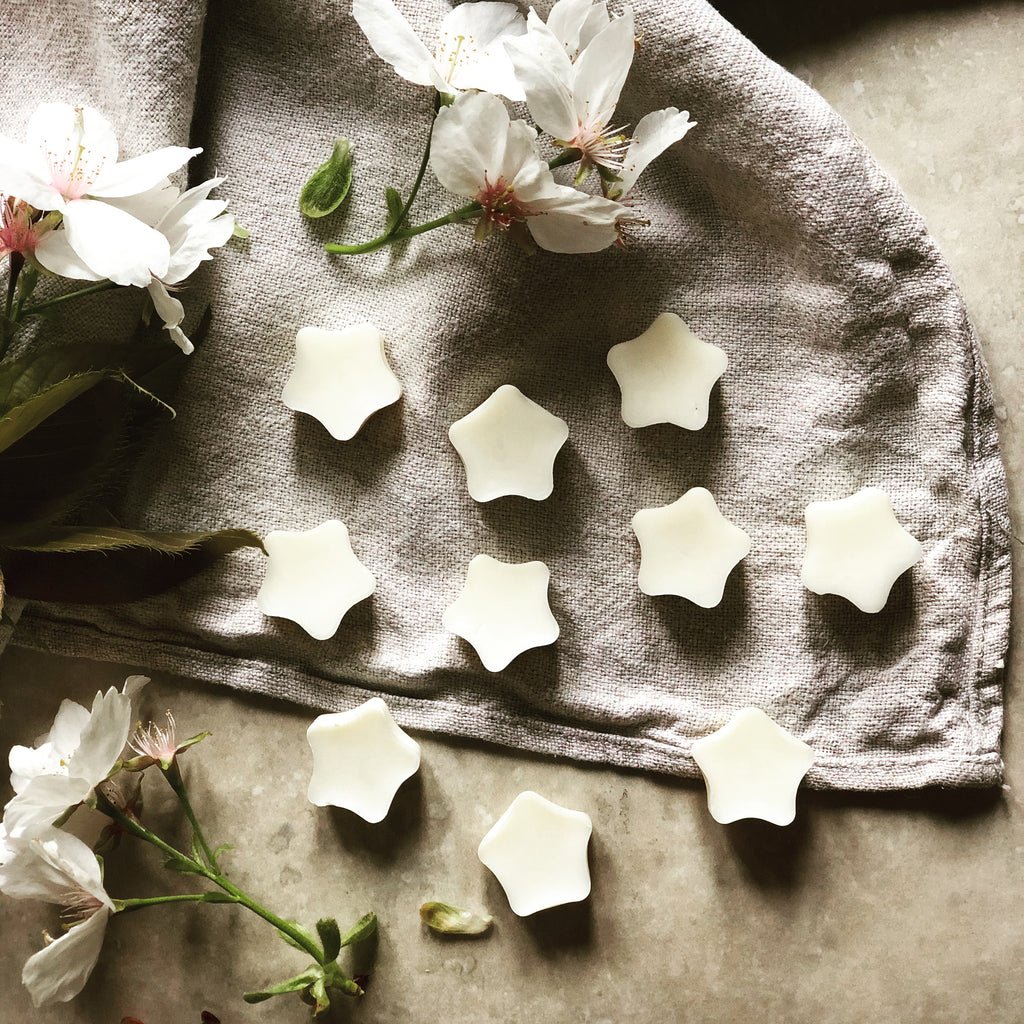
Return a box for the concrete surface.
[1,4,1022,1022]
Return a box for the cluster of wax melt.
[306,696,816,930]
[259,312,925,824]
[306,698,594,914]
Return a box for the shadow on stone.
[721,809,812,889]
[324,772,423,862]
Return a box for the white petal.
[0,827,108,906]
[33,230,107,282]
[577,2,611,50]
[1,774,93,839]
[571,6,635,129]
[62,199,170,287]
[526,186,622,253]
[438,1,526,100]
[101,177,180,226]
[546,0,594,52]
[167,324,194,355]
[148,280,185,330]
[505,26,577,141]
[615,107,696,197]
[431,91,524,198]
[162,207,233,283]
[352,0,442,87]
[69,687,132,786]
[0,134,64,210]
[88,146,201,198]
[22,908,110,1007]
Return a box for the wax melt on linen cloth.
[0,0,1010,790]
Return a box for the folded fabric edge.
[8,617,1004,792]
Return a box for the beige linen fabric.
[0,0,1010,788]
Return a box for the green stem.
[390,114,436,233]
[95,793,327,966]
[115,893,235,913]
[163,760,218,869]
[20,279,119,317]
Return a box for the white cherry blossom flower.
[352,0,526,100]
[429,90,624,253]
[0,103,199,287]
[37,177,235,353]
[4,677,148,839]
[505,4,637,174]
[0,825,114,1007]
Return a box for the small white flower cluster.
[354,0,696,252]
[0,104,234,352]
[0,677,147,1006]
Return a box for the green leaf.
[338,911,377,949]
[309,976,331,1016]
[276,921,319,953]
[231,218,250,239]
[384,187,404,232]
[1,526,265,604]
[299,138,353,218]
[316,917,342,962]
[419,901,493,935]
[163,852,204,875]
[0,371,111,453]
[243,967,323,1004]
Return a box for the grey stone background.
[1,3,1021,1022]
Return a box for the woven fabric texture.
[0,0,1011,789]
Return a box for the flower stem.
[20,279,119,317]
[114,892,236,913]
[95,792,328,966]
[163,760,219,870]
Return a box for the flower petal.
[27,104,119,201]
[615,107,696,197]
[525,185,622,253]
[578,2,611,50]
[22,907,111,1007]
[431,91,530,198]
[505,20,577,142]
[148,280,185,330]
[352,0,443,88]
[0,134,64,210]
[101,177,180,225]
[546,0,595,53]
[0,827,108,905]
[34,229,107,282]
[88,145,201,198]
[61,199,170,287]
[2,774,93,839]
[571,6,635,128]
[439,1,526,100]
[69,686,133,786]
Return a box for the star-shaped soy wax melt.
[256,520,375,640]
[448,384,569,501]
[691,708,814,826]
[607,312,728,430]
[442,554,559,671]
[477,791,593,916]
[802,487,923,613]
[631,488,750,607]
[282,322,402,440]
[306,697,420,822]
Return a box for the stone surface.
[1,5,1023,1023]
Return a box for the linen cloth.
[0,0,1010,789]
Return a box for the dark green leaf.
[419,901,493,935]
[299,139,353,218]
[1,526,265,604]
[316,917,342,962]
[384,187,404,232]
[338,911,377,949]
[243,967,322,1003]
[0,372,111,453]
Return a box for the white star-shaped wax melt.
[607,312,728,430]
[690,708,814,826]
[442,554,559,672]
[631,488,750,607]
[477,791,593,916]
[801,487,923,613]
[256,520,375,640]
[282,323,402,440]
[448,384,569,501]
[306,697,421,822]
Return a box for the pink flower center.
[0,195,45,257]
[44,139,107,201]
[477,175,528,230]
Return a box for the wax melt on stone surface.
[442,554,559,672]
[282,323,402,440]
[801,486,923,613]
[477,791,593,916]
[448,384,569,501]
[256,520,375,640]
[306,697,420,822]
[607,311,728,430]
[690,707,814,826]
[631,487,750,607]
